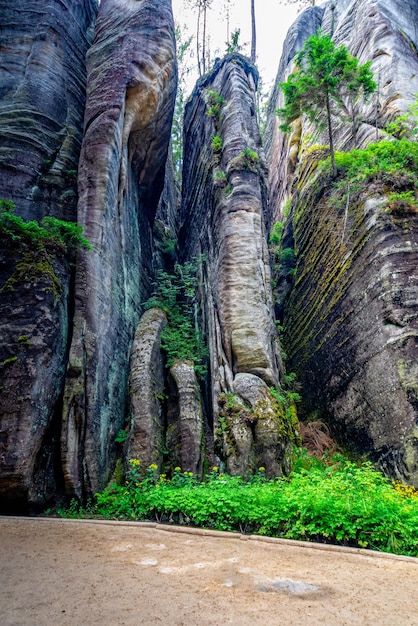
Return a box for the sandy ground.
[1,518,418,626]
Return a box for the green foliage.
[241,147,259,167]
[59,455,418,557]
[384,190,417,215]
[322,140,418,212]
[0,200,91,297]
[213,169,227,187]
[3,356,18,366]
[211,134,223,153]
[226,28,243,54]
[269,221,284,246]
[276,32,376,174]
[145,258,208,376]
[206,89,225,119]
[115,429,129,444]
[385,96,418,140]
[0,200,92,255]
[230,147,260,172]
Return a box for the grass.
[54,451,418,558]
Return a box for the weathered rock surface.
[129,308,167,468]
[180,55,297,472]
[167,361,203,474]
[282,156,418,485]
[0,0,98,221]
[0,248,70,511]
[62,0,177,498]
[267,0,418,484]
[0,0,97,511]
[267,0,418,224]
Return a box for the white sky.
[172,0,301,94]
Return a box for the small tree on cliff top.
[276,32,376,176]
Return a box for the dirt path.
[1,517,417,625]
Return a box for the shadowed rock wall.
[267,0,418,484]
[61,0,177,498]
[0,0,98,511]
[0,0,98,222]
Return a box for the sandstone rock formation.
[267,0,418,485]
[129,308,167,468]
[0,0,97,511]
[180,55,298,475]
[0,0,98,222]
[167,361,204,475]
[61,0,177,498]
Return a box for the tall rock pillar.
[0,0,98,511]
[62,0,177,498]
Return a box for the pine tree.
[276,32,376,176]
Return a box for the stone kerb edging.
[2,516,417,564]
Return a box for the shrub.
[0,200,91,255]
[144,258,208,376]
[206,90,225,119]
[58,453,418,557]
[211,134,223,153]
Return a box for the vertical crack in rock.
[61,0,177,498]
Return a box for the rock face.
[129,308,167,468]
[180,55,297,475]
[267,0,418,485]
[0,250,70,511]
[0,0,97,511]
[62,0,177,498]
[0,0,98,221]
[167,361,204,475]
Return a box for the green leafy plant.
[145,258,208,376]
[0,200,91,255]
[115,429,129,444]
[206,89,225,119]
[211,134,223,153]
[276,32,376,176]
[321,140,418,214]
[269,221,284,246]
[0,200,92,298]
[58,454,418,557]
[3,356,18,366]
[230,147,260,172]
[213,169,227,187]
[384,190,417,215]
[385,96,418,140]
[226,28,243,54]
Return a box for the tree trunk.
[202,4,207,74]
[196,6,202,77]
[325,92,337,177]
[251,0,256,64]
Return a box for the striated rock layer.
[0,0,98,511]
[267,0,418,484]
[62,0,177,498]
[180,55,297,475]
[0,0,98,222]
